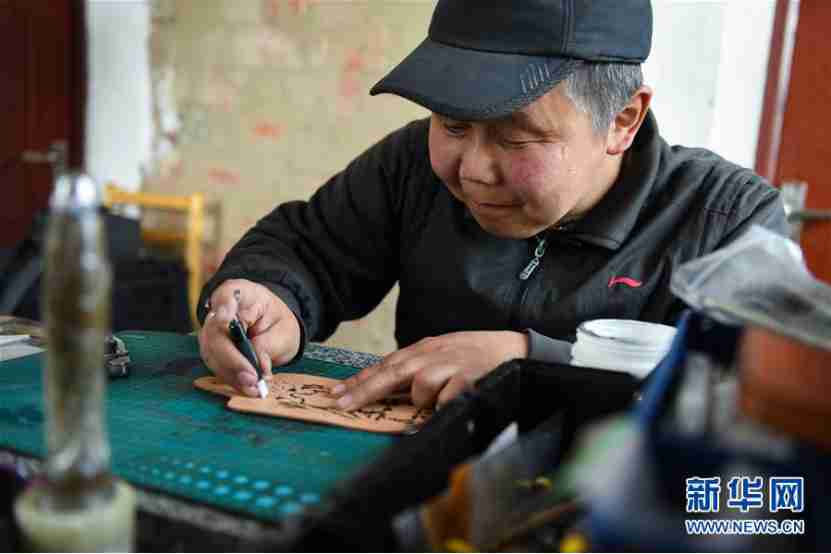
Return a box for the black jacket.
[198,113,787,361]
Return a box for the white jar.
[570,319,677,378]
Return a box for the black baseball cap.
[370,0,652,121]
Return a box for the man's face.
[428,84,616,239]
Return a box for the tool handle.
[228,318,263,377]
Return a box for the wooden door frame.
[3,0,87,247]
[754,0,800,182]
[68,0,87,169]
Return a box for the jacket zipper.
[518,235,547,280]
[511,234,547,328]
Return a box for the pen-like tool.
[229,291,269,399]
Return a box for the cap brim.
[370,38,581,121]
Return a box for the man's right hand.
[198,279,301,397]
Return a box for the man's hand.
[330,331,528,411]
[198,279,301,397]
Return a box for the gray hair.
[561,62,644,134]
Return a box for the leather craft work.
[194,374,432,434]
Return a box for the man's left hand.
[330,331,528,411]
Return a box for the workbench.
[0,323,640,551]
[0,329,394,550]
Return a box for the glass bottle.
[14,172,135,551]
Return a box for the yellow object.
[422,462,473,550]
[560,531,589,553]
[444,538,476,552]
[516,475,553,490]
[533,476,553,489]
[103,184,206,329]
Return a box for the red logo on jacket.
[608,276,643,289]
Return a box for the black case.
[287,359,640,552]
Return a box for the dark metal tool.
[105,335,131,379]
[228,292,269,399]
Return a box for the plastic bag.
[670,225,831,350]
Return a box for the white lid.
[570,319,677,378]
[577,319,676,349]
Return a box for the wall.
[86,0,776,355]
[646,0,776,169]
[144,0,433,355]
[708,1,776,168]
[86,0,152,193]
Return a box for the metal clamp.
[787,208,831,222]
[781,181,831,240]
[21,140,68,178]
[105,335,131,379]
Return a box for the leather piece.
[194,374,432,434]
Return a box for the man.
[197,0,786,411]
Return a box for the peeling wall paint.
[86,0,152,193]
[145,0,435,354]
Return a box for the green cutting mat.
[0,332,393,523]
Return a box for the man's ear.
[606,85,653,155]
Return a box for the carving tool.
[229,290,269,399]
